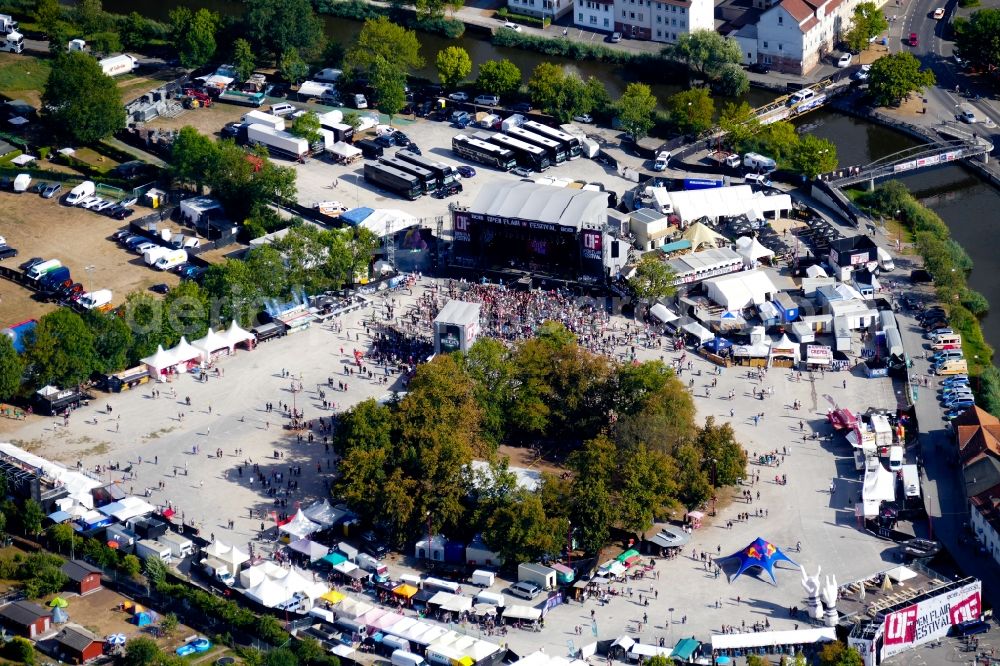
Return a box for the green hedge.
[491,29,667,67]
[495,7,549,28]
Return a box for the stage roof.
[467,181,608,231]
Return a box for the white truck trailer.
[245,123,308,161]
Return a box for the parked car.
[112,208,135,220]
[510,101,532,113]
[124,236,146,250]
[270,102,296,116]
[93,200,116,212]
[82,197,106,210]
[475,94,500,106]
[573,114,593,123]
[457,166,476,179]
[41,183,62,199]
[374,134,396,148]
[932,7,945,19]
[941,376,970,388]
[944,407,970,420]
[360,531,388,558]
[512,166,531,177]
[150,283,170,294]
[500,21,522,32]
[852,65,872,81]
[448,92,468,102]
[944,397,976,410]
[508,581,541,600]
[925,327,955,338]
[135,242,157,254]
[391,131,411,146]
[608,31,622,42]
[836,53,852,67]
[748,63,771,74]
[0,245,17,261]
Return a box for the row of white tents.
[141,321,255,378]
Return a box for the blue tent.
[340,207,374,227]
[51,606,68,624]
[702,337,733,354]
[725,537,797,585]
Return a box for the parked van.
[888,445,903,472]
[64,181,95,205]
[352,94,368,109]
[12,173,30,192]
[475,591,506,608]
[154,249,188,271]
[876,247,895,272]
[901,464,920,499]
[931,335,962,351]
[423,577,461,594]
[143,246,171,266]
[79,289,113,310]
[381,635,410,655]
[932,349,964,363]
[745,173,772,188]
[743,152,776,173]
[935,359,969,375]
[26,259,62,281]
[391,650,426,666]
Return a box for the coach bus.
[521,120,582,160]
[363,163,422,200]
[452,134,516,171]
[379,156,436,193]
[395,150,457,189]
[506,126,567,165]
[485,132,551,172]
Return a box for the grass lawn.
[71,146,120,173]
[0,53,50,107]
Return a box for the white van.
[64,180,95,205]
[876,247,895,272]
[79,289,113,310]
[888,446,903,472]
[154,249,188,271]
[745,173,772,188]
[391,650,426,666]
[143,246,171,266]
[475,590,506,608]
[743,152,776,173]
[789,89,816,105]
[26,259,62,281]
[901,464,920,498]
[12,173,30,192]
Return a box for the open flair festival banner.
[880,581,982,658]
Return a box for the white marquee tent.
[667,185,792,224]
[222,320,255,349]
[192,328,230,362]
[704,270,778,310]
[167,336,201,368]
[245,577,290,608]
[734,236,775,267]
[279,509,322,540]
[141,345,179,378]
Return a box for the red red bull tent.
[724,537,797,585]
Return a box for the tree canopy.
[0,335,24,402]
[843,2,889,53]
[954,8,1000,71]
[436,46,472,89]
[476,59,522,97]
[616,83,658,140]
[244,0,324,65]
[867,51,936,107]
[630,254,677,302]
[668,30,743,82]
[169,7,219,69]
[42,51,127,144]
[527,63,605,123]
[345,17,424,78]
[666,87,715,135]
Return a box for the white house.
[614,0,714,43]
[575,0,615,32]
[732,0,877,74]
[508,0,574,21]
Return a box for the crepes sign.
[881,581,981,658]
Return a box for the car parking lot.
[0,190,180,326]
[291,115,639,220]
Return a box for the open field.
[0,190,181,326]
[0,52,49,108]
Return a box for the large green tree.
[818,642,864,666]
[86,310,132,374]
[954,8,1000,71]
[27,309,97,388]
[844,2,890,53]
[476,59,521,97]
[42,51,127,144]
[616,82,657,140]
[868,51,936,107]
[232,38,256,82]
[170,7,219,69]
[0,335,24,401]
[789,133,839,178]
[630,253,677,303]
[481,488,566,565]
[527,63,592,122]
[668,29,742,82]
[345,16,424,78]
[170,125,219,192]
[719,101,760,150]
[244,0,324,65]
[279,48,309,86]
[436,46,472,90]
[666,87,715,135]
[370,55,408,119]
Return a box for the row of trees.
[334,323,747,559]
[0,223,377,400]
[717,102,839,177]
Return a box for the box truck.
[154,249,188,271]
[65,181,95,205]
[245,124,309,161]
[99,54,137,77]
[143,246,171,266]
[159,531,194,558]
[202,558,235,586]
[0,14,19,33]
[743,152,776,173]
[241,110,285,131]
[2,31,22,53]
[517,562,556,590]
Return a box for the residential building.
[575,0,614,32]
[615,0,714,43]
[954,407,1000,567]
[732,0,879,74]
[508,0,574,21]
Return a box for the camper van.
[743,152,776,173]
[901,464,920,499]
[876,247,895,272]
[79,290,113,310]
[934,359,969,375]
[931,335,962,351]
[154,249,188,271]
[888,446,903,472]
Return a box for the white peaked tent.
[246,577,290,608]
[168,336,201,367]
[223,320,255,349]
[141,345,179,378]
[769,333,800,365]
[279,509,321,540]
[734,236,775,267]
[192,328,230,362]
[205,540,250,575]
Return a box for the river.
[107,1,1000,355]
[798,110,1000,357]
